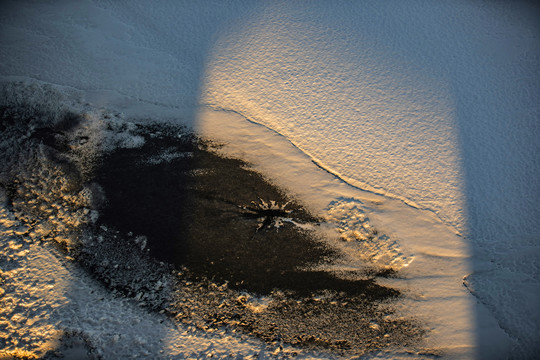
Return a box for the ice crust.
[0,0,539,358]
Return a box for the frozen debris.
[115,132,145,149]
[89,210,99,224]
[240,198,295,232]
[235,293,269,314]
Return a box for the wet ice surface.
[0,83,428,359]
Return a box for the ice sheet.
[1,0,538,357]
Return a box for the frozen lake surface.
[1,1,539,358]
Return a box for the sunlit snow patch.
[325,198,414,270]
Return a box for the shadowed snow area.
[0,0,539,359]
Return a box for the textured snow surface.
[0,207,318,360]
[1,0,539,358]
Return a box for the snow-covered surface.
[1,0,539,358]
[0,201,329,359]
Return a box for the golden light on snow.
[199,3,469,236]
[0,110,106,358]
[1,207,69,358]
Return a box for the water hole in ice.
[0,83,426,356]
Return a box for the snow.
[0,205,317,359]
[1,0,539,358]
